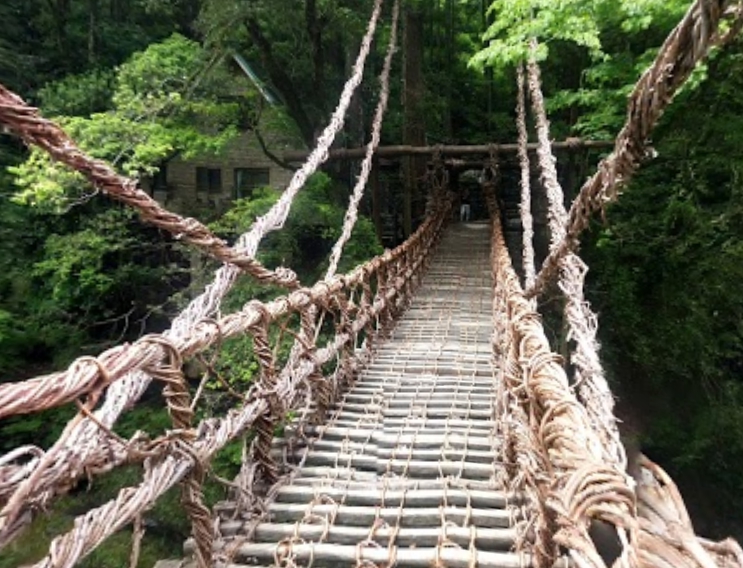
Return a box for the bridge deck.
[160,223,534,568]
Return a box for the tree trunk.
[305,0,325,108]
[87,0,99,65]
[402,8,426,238]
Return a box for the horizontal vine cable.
[0,0,386,539]
[527,0,743,298]
[526,47,625,470]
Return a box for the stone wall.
[157,130,299,214]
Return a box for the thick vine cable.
[325,0,399,279]
[254,1,400,463]
[484,183,636,568]
[0,0,385,538]
[515,64,536,289]
[526,47,625,471]
[527,0,743,298]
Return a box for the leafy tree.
[199,0,417,148]
[584,43,743,529]
[472,0,688,69]
[471,0,692,137]
[214,172,382,285]
[12,33,243,209]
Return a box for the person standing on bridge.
[460,188,471,222]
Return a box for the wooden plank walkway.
[158,222,547,568]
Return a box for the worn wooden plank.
[275,441,497,464]
[323,416,496,430]
[329,401,494,418]
[283,428,498,449]
[284,452,497,478]
[231,542,529,568]
[287,477,507,493]
[266,503,514,527]
[342,389,494,401]
[289,426,497,443]
[249,522,518,549]
[272,486,514,508]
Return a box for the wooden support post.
[371,159,383,242]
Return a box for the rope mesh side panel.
[6,203,451,567]
[484,181,636,568]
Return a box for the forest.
[2,0,743,565]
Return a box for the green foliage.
[0,461,217,568]
[11,34,242,210]
[472,0,689,69]
[202,172,382,397]
[472,0,600,69]
[0,197,188,380]
[470,0,696,139]
[38,69,116,117]
[214,172,383,280]
[585,44,743,519]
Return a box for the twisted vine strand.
[515,64,536,289]
[526,47,625,470]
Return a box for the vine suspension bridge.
[2,0,743,567]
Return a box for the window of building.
[151,164,168,193]
[234,168,270,199]
[196,167,222,194]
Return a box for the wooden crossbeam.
[283,138,613,162]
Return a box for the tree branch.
[244,16,316,148]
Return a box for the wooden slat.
[290,426,498,444]
[278,440,498,463]
[287,477,507,493]
[230,542,529,568]
[266,503,514,527]
[272,486,514,508]
[286,452,498,479]
[250,522,518,549]
[329,402,494,418]
[324,417,496,429]
[342,391,494,402]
